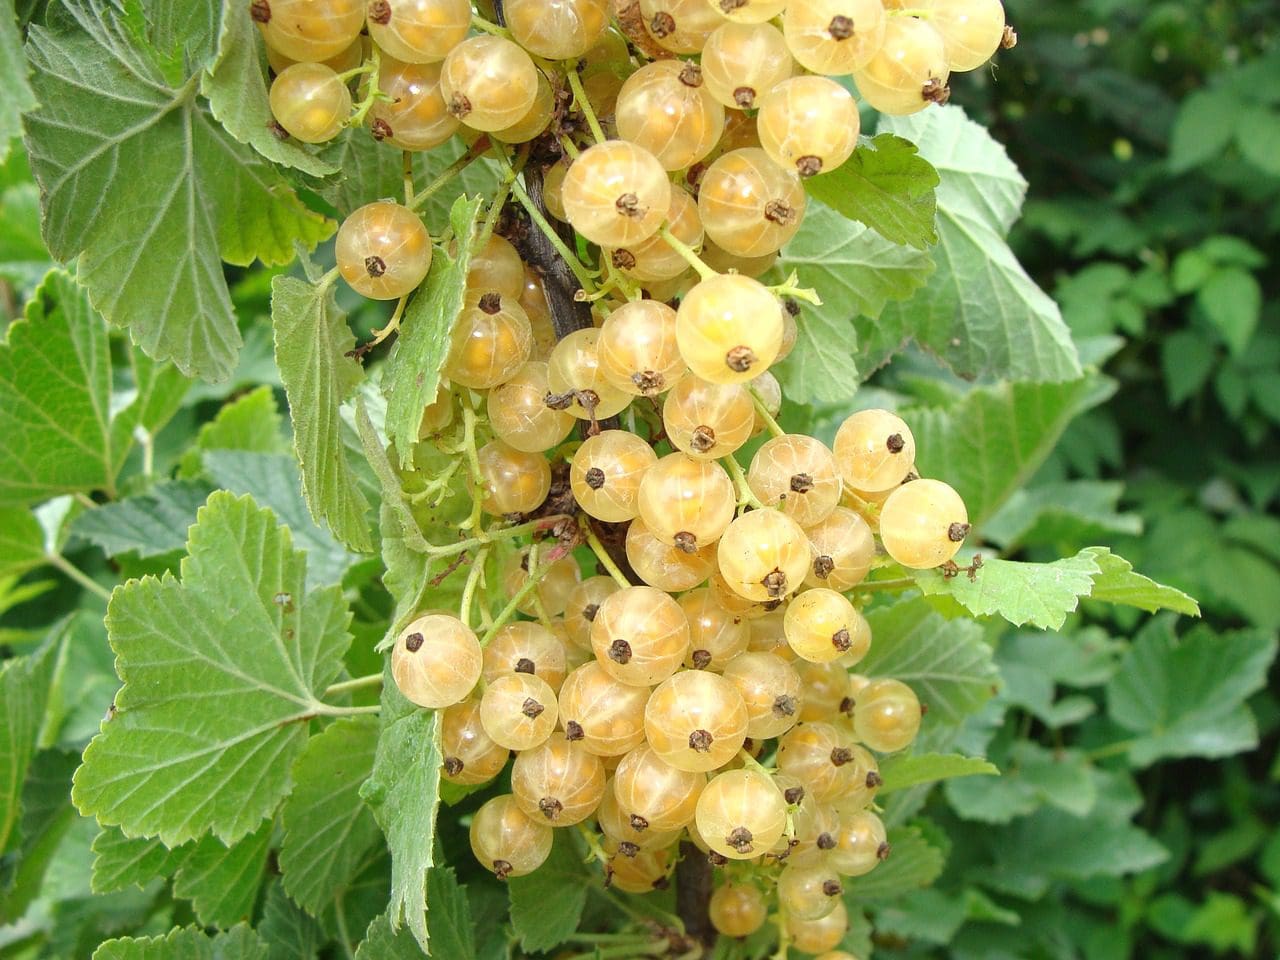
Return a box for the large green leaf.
[259,880,324,960]
[90,828,190,895]
[877,753,998,795]
[509,832,589,952]
[944,742,1097,824]
[172,820,273,927]
[873,106,1081,383]
[92,925,269,960]
[69,482,210,559]
[383,195,483,466]
[24,0,332,381]
[280,716,382,915]
[271,272,373,553]
[200,0,336,176]
[983,481,1142,552]
[72,491,352,846]
[178,384,288,477]
[0,4,36,162]
[0,748,79,922]
[360,668,444,953]
[0,506,44,578]
[0,634,60,855]
[1105,620,1277,767]
[860,597,997,727]
[913,547,1200,630]
[803,133,939,249]
[0,271,184,506]
[775,200,934,401]
[356,869,477,960]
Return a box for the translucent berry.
[722,651,803,739]
[488,361,575,453]
[698,149,806,258]
[480,672,559,751]
[788,900,849,954]
[832,409,916,493]
[636,453,736,553]
[644,670,749,772]
[677,274,784,384]
[717,509,810,603]
[830,808,888,876]
[784,588,869,664]
[590,585,690,687]
[561,140,672,247]
[605,189,704,286]
[558,661,650,756]
[268,63,351,143]
[391,613,481,708]
[469,794,553,878]
[439,36,539,131]
[547,328,633,420]
[440,698,509,785]
[445,292,533,389]
[878,478,969,569]
[563,576,621,651]
[852,16,951,115]
[782,0,886,74]
[476,440,550,516]
[336,201,432,299]
[625,517,717,592]
[368,57,459,151]
[777,859,843,921]
[709,882,768,937]
[616,60,726,171]
[803,507,875,590]
[680,588,749,671]
[256,0,364,63]
[598,299,687,397]
[663,377,754,461]
[852,678,921,753]
[512,732,607,824]
[613,744,706,832]
[701,22,793,109]
[756,76,860,177]
[748,435,842,528]
[696,768,787,859]
[482,621,568,691]
[571,430,658,523]
[366,0,470,63]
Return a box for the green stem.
[470,13,512,36]
[565,932,655,945]
[48,554,112,602]
[722,455,764,511]
[1087,739,1135,760]
[557,134,581,159]
[856,576,916,593]
[566,66,607,144]
[768,270,822,306]
[323,673,383,698]
[658,223,716,281]
[408,138,490,212]
[459,402,486,532]
[460,546,490,628]
[425,515,571,558]
[736,748,775,777]
[566,944,667,960]
[582,521,630,588]
[315,704,382,717]
[508,176,598,290]
[335,58,379,84]
[482,543,548,643]
[748,387,785,438]
[345,47,386,128]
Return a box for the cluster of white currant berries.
[252,0,988,950]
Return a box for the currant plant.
[0,1,1238,959]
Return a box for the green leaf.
[842,824,945,901]
[0,748,78,922]
[1105,620,1277,766]
[0,506,44,578]
[945,743,1096,824]
[1197,267,1260,356]
[354,912,426,960]
[0,632,60,855]
[72,490,353,846]
[316,131,407,218]
[0,4,37,163]
[1086,547,1200,616]
[899,376,1096,526]
[200,0,336,177]
[1168,89,1238,171]
[1160,328,1217,406]
[90,828,190,894]
[876,106,1081,383]
[1234,103,1280,176]
[913,551,1103,631]
[360,666,444,952]
[509,832,589,952]
[860,598,997,726]
[204,451,358,590]
[775,200,934,400]
[259,880,324,960]
[354,872,475,960]
[983,481,1142,552]
[803,133,939,248]
[178,384,287,477]
[24,0,333,381]
[271,273,373,553]
[877,753,998,794]
[383,195,484,466]
[69,482,210,559]
[0,270,179,506]
[92,925,269,960]
[280,716,382,915]
[173,820,273,927]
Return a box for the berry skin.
[756,76,860,177]
[440,698,509,786]
[604,844,673,893]
[783,588,870,664]
[445,293,533,389]
[605,188,704,286]
[557,661,650,756]
[680,588,750,671]
[598,778,682,851]
[639,0,725,54]
[782,0,885,75]
[777,859,843,921]
[636,453,736,554]
[256,0,364,63]
[487,361,575,453]
[491,70,556,143]
[852,16,951,115]
[922,0,1007,71]
[803,506,876,590]
[616,60,726,171]
[698,149,806,259]
[475,440,550,516]
[390,613,482,708]
[366,0,471,63]
[788,900,849,954]
[561,140,672,247]
[625,517,718,592]
[570,430,657,523]
[777,721,860,802]
[709,882,768,937]
[511,732,607,825]
[748,434,842,528]
[482,621,568,691]
[644,670,749,772]
[479,672,559,751]
[852,678,922,753]
[696,768,788,859]
[796,660,847,721]
[335,201,432,300]
[722,650,804,738]
[612,744,706,832]
[717,508,811,603]
[502,550,582,618]
[878,478,969,569]
[832,408,916,493]
[368,57,460,151]
[547,328,634,421]
[589,585,690,687]
[504,0,611,59]
[677,274,785,384]
[563,576,622,651]
[467,234,525,299]
[663,377,755,461]
[469,794,553,879]
[598,299,687,397]
[439,36,539,131]
[829,808,888,876]
[268,63,351,143]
